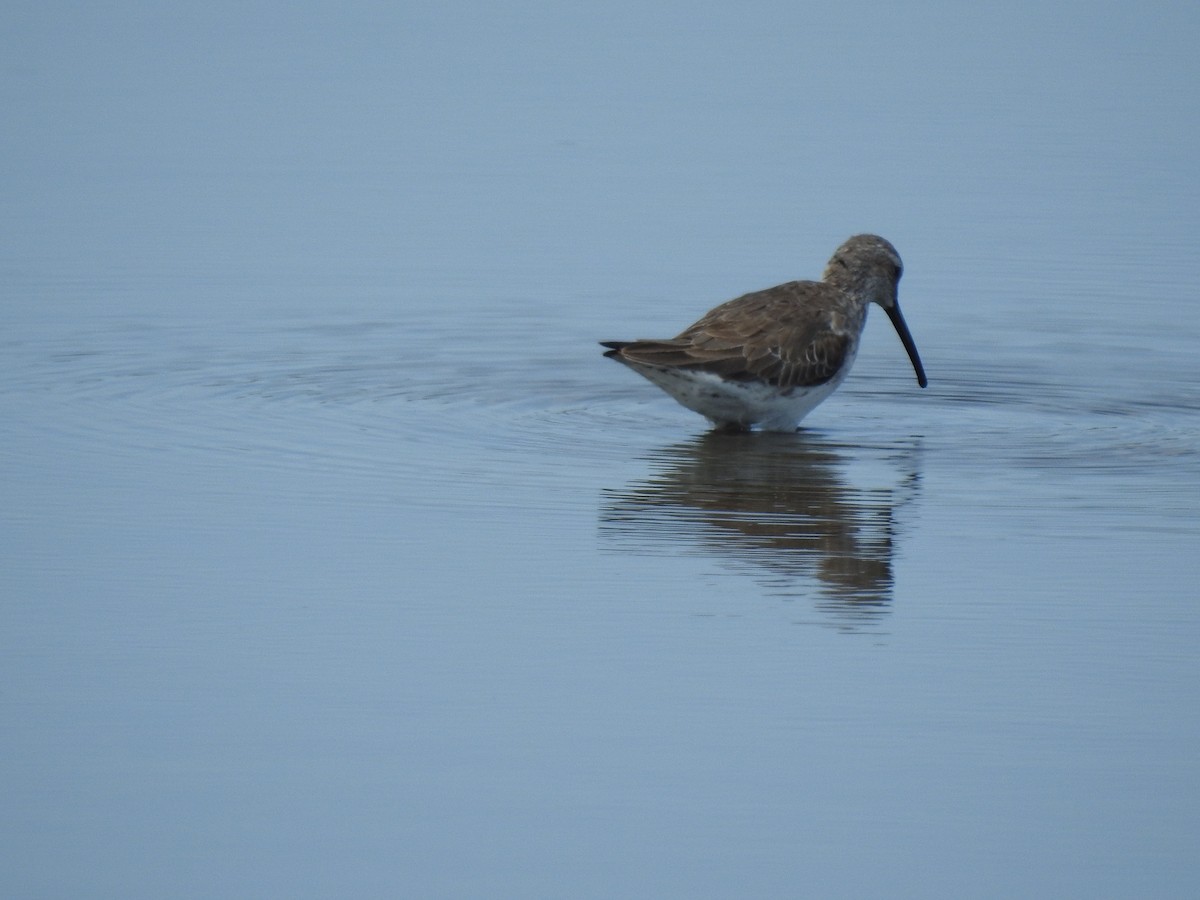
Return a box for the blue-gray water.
[4,3,1199,897]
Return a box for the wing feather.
[605,281,851,389]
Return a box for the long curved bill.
[884,304,928,388]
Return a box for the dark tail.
[599,340,629,359]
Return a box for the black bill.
[884,304,928,388]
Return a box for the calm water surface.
[4,3,1199,897]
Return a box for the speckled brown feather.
[601,280,856,389]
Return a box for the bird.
[600,234,927,432]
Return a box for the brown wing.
[604,281,851,389]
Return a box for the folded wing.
[602,281,850,389]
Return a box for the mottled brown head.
[823,234,927,388]
[822,234,903,307]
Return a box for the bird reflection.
[600,431,921,628]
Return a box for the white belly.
[632,360,855,431]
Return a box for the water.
[4,2,1200,897]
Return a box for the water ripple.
[6,312,1199,499]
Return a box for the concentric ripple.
[6,307,1199,520]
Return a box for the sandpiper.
[601,234,927,432]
